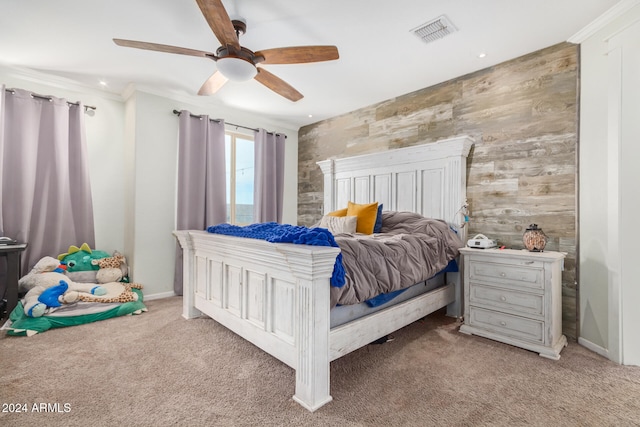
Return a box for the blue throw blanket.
[206,222,345,288]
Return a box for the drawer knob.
[500,321,507,326]
[500,296,507,301]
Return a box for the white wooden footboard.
[174,229,340,412]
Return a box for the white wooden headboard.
[316,135,474,241]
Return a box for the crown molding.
[0,63,123,102]
[120,82,137,101]
[568,0,640,43]
[0,63,299,132]
[129,84,300,133]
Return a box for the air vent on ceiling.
[411,15,457,44]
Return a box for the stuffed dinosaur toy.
[18,256,107,317]
[57,243,111,273]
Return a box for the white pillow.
[319,215,357,234]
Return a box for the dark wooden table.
[1,243,27,323]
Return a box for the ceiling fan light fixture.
[113,0,338,101]
[216,57,257,81]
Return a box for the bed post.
[316,159,335,214]
[277,244,340,412]
[443,137,473,319]
[173,230,202,319]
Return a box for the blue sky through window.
[225,134,254,224]
[235,137,254,204]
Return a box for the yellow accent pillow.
[347,201,379,234]
[328,208,348,217]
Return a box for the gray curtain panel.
[0,86,95,276]
[173,111,226,295]
[253,129,285,223]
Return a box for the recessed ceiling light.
[308,114,313,118]
[99,80,108,86]
[478,53,487,58]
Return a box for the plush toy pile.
[5,244,147,336]
[19,256,108,317]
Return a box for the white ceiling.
[0,0,620,129]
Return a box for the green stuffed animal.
[57,243,111,272]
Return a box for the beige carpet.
[1,296,639,427]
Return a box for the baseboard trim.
[578,337,610,359]
[143,291,176,301]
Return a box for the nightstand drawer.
[468,306,544,344]
[469,283,544,317]
[469,261,543,291]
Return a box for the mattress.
[330,275,446,328]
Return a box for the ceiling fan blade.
[195,0,240,50]
[254,68,303,102]
[255,46,339,65]
[113,39,214,58]
[198,71,229,96]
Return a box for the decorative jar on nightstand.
[523,224,547,252]
[458,247,567,360]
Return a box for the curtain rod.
[172,109,286,139]
[5,89,97,112]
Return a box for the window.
[225,132,254,224]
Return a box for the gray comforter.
[330,211,463,307]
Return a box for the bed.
[174,135,474,411]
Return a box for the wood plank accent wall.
[297,42,579,338]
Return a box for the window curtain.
[0,86,95,277]
[173,111,226,295]
[253,129,285,223]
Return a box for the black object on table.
[0,243,27,323]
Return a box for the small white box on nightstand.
[466,234,497,249]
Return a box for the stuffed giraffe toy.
[76,254,144,303]
[91,253,128,284]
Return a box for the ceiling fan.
[113,0,339,102]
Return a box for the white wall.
[577,0,640,364]
[613,16,640,365]
[0,68,299,299]
[126,91,180,298]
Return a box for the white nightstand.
[459,248,567,360]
